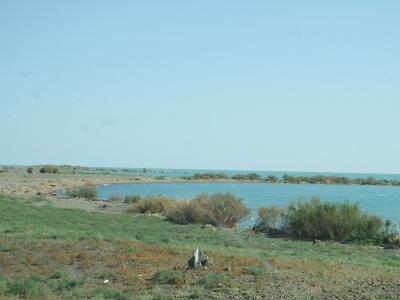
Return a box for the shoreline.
[1,172,399,199]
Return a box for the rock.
[187,248,213,270]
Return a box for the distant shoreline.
[1,169,399,199]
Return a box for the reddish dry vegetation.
[2,236,400,299]
[0,237,261,289]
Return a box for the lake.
[97,182,400,228]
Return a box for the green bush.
[232,173,261,180]
[165,193,250,228]
[89,287,129,300]
[66,185,97,199]
[198,272,230,289]
[127,193,250,228]
[39,165,59,174]
[26,167,33,174]
[6,275,44,297]
[131,195,173,214]
[244,265,266,276]
[255,197,396,245]
[183,173,228,180]
[108,194,122,202]
[265,175,278,183]
[55,278,83,291]
[151,269,183,284]
[124,194,142,204]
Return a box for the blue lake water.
[97,182,400,228]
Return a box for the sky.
[1,1,400,173]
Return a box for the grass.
[0,194,400,299]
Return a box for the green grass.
[1,195,400,299]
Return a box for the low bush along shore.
[1,193,400,299]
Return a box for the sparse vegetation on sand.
[1,194,400,299]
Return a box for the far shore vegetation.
[1,164,399,186]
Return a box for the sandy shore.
[0,173,179,197]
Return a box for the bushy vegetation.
[198,272,231,289]
[39,165,59,174]
[231,173,261,180]
[128,195,173,214]
[254,197,397,245]
[151,269,184,284]
[282,174,400,186]
[265,175,278,183]
[123,194,142,204]
[165,193,250,228]
[107,194,122,202]
[26,167,33,174]
[65,184,97,199]
[182,173,229,180]
[127,193,250,227]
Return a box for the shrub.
[127,193,250,227]
[66,185,97,199]
[108,194,122,202]
[26,167,33,174]
[244,265,266,276]
[39,165,59,174]
[132,195,173,214]
[6,276,43,297]
[55,279,83,291]
[232,173,261,180]
[265,175,278,183]
[89,287,129,300]
[183,173,228,180]
[165,193,250,228]
[151,269,183,284]
[124,194,142,204]
[198,272,230,289]
[257,206,282,229]
[255,197,396,245]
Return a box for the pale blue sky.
[1,1,400,173]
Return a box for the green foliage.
[94,270,117,280]
[6,275,44,297]
[255,197,396,245]
[183,173,228,180]
[124,194,142,204]
[108,194,122,202]
[265,175,278,183]
[39,165,59,174]
[89,287,129,300]
[244,265,266,276]
[281,174,400,186]
[26,167,33,174]
[151,269,183,284]
[130,195,173,214]
[198,272,231,289]
[66,184,97,199]
[50,270,65,279]
[165,193,250,227]
[55,278,84,291]
[231,173,261,180]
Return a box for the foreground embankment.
[0,195,400,299]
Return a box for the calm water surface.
[97,182,400,228]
